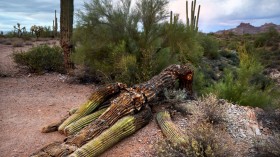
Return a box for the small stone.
[255,128,261,136]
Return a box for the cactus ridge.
[58,83,124,133]
[64,108,107,136]
[69,107,152,157]
[156,111,188,145]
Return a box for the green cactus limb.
[64,108,107,136]
[170,11,173,24]
[156,111,188,145]
[186,1,189,26]
[196,5,200,31]
[186,0,201,32]
[58,83,125,133]
[68,107,152,157]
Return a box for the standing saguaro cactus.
[53,10,58,38]
[186,0,200,32]
[60,0,74,72]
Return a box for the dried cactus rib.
[64,108,107,136]
[69,107,152,157]
[156,111,188,145]
[58,83,125,132]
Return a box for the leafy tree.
[73,0,175,84]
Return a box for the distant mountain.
[215,22,280,35]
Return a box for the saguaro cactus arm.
[156,111,188,145]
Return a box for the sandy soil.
[0,40,162,157]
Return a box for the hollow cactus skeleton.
[31,64,194,157]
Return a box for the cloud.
[168,0,280,32]
[0,0,89,32]
[0,0,280,32]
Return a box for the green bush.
[72,0,183,85]
[199,34,219,59]
[13,44,64,73]
[254,27,280,48]
[206,45,277,108]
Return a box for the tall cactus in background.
[53,10,58,38]
[186,0,200,32]
[60,0,74,72]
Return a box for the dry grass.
[156,94,237,157]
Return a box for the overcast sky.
[0,0,280,33]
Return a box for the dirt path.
[0,41,162,157]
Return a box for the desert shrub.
[206,45,276,108]
[25,41,33,46]
[227,40,239,50]
[12,39,24,47]
[156,121,234,157]
[199,34,219,59]
[164,89,189,102]
[3,39,12,45]
[199,94,227,125]
[254,27,280,48]
[13,44,64,73]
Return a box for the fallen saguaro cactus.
[32,64,194,157]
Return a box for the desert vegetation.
[0,0,280,157]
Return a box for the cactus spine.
[186,0,200,32]
[53,10,58,37]
[60,0,74,71]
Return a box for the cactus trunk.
[186,0,201,32]
[156,111,188,145]
[53,10,58,37]
[69,107,152,157]
[60,0,74,72]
